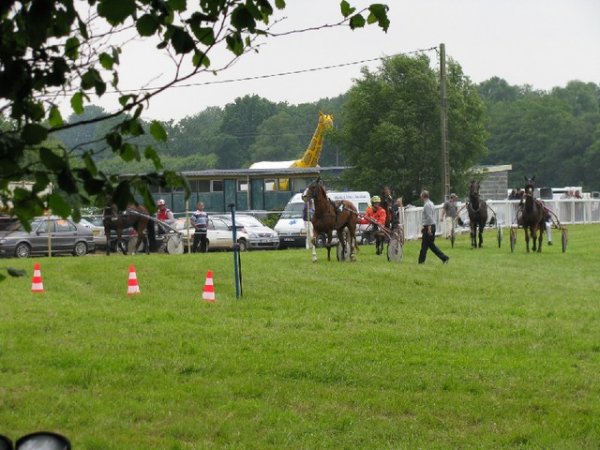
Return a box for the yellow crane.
[249,112,334,189]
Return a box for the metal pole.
[440,43,450,200]
[228,203,242,299]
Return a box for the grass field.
[1,225,600,449]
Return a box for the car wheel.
[73,241,88,256]
[15,242,31,258]
[238,239,248,252]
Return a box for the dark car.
[0,217,95,258]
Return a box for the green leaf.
[48,106,64,128]
[170,27,195,54]
[226,33,244,56]
[136,14,160,36]
[167,0,186,12]
[65,36,80,59]
[120,143,139,162]
[340,1,355,17]
[71,92,84,114]
[349,14,366,29]
[368,4,390,32]
[274,0,286,9]
[21,124,48,145]
[97,0,136,26]
[149,121,168,142]
[40,147,66,170]
[48,192,71,217]
[191,26,215,46]
[99,52,114,70]
[82,152,98,176]
[192,50,210,68]
[144,146,163,170]
[231,5,256,31]
[78,18,89,40]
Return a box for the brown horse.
[467,179,490,248]
[103,204,155,255]
[520,176,545,253]
[302,179,358,262]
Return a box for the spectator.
[190,201,209,253]
[508,189,517,200]
[418,190,449,265]
[390,197,404,230]
[441,193,458,239]
[574,190,583,199]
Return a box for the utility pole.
[439,43,450,200]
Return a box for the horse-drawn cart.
[358,214,405,263]
[509,205,568,253]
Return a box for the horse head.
[469,179,481,197]
[302,178,325,202]
[523,176,536,196]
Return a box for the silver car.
[0,217,95,258]
[215,214,279,250]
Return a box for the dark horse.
[302,179,358,262]
[103,204,155,255]
[520,176,545,253]
[467,179,490,248]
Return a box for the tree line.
[53,56,600,203]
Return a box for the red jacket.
[363,206,386,226]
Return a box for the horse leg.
[478,224,484,248]
[470,226,476,248]
[536,226,543,253]
[104,227,111,256]
[524,227,530,253]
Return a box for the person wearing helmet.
[363,195,387,255]
[156,199,175,228]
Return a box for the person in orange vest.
[363,195,387,255]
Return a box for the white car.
[174,217,249,252]
[215,214,279,250]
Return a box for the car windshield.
[281,203,304,219]
[233,216,263,227]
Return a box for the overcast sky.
[95,0,600,122]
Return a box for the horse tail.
[489,215,496,226]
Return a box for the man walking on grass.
[418,190,449,265]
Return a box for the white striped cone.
[127,264,141,295]
[202,270,215,302]
[31,262,44,293]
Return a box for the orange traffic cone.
[127,264,141,295]
[202,270,215,302]
[31,262,44,293]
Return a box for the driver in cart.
[156,198,175,235]
[361,195,387,254]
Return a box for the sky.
[92,0,600,122]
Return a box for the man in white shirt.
[419,190,449,265]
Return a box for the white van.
[275,191,371,248]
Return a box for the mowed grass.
[1,225,599,449]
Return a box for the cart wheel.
[561,228,568,253]
[387,237,403,262]
[167,235,184,254]
[510,228,516,253]
[497,225,502,248]
[336,228,352,261]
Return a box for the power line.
[110,46,438,95]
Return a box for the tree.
[339,54,486,202]
[480,79,600,190]
[0,0,390,227]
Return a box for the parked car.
[214,214,279,250]
[77,217,107,248]
[0,217,95,258]
[173,217,250,252]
